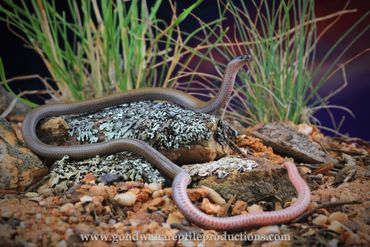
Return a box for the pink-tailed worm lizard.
[22,55,311,231]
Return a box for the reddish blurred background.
[0,0,369,140]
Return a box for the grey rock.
[249,122,329,164]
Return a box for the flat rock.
[39,101,237,164]
[0,117,47,191]
[182,156,297,203]
[248,122,328,164]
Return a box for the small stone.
[1,207,13,218]
[99,173,120,184]
[307,202,318,210]
[327,239,339,247]
[328,220,346,234]
[114,191,137,206]
[75,223,94,235]
[312,215,328,226]
[25,192,39,198]
[57,240,67,247]
[301,228,316,237]
[84,202,95,213]
[80,195,93,203]
[82,173,96,184]
[274,202,283,210]
[37,184,53,196]
[0,224,15,239]
[113,222,125,229]
[99,222,109,228]
[152,190,165,198]
[166,212,183,225]
[328,212,349,224]
[232,200,247,215]
[299,166,311,175]
[60,203,75,216]
[297,123,313,136]
[19,222,26,228]
[345,232,361,245]
[256,225,281,235]
[145,183,162,192]
[200,198,224,215]
[90,184,108,197]
[187,188,208,202]
[247,204,263,213]
[261,240,286,247]
[68,216,79,224]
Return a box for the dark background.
[1,0,369,140]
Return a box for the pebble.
[297,123,313,136]
[247,204,263,213]
[261,240,286,247]
[328,212,349,224]
[113,222,125,229]
[328,220,346,234]
[1,208,13,218]
[299,166,311,175]
[200,198,224,215]
[68,216,79,224]
[99,173,120,184]
[166,212,183,225]
[274,202,283,210]
[57,240,67,247]
[79,195,93,203]
[25,192,39,198]
[307,202,318,210]
[145,183,162,191]
[82,173,96,184]
[114,191,137,206]
[37,184,53,196]
[75,223,94,235]
[99,222,109,228]
[256,225,281,235]
[152,190,165,198]
[312,215,328,226]
[232,200,247,215]
[60,203,75,216]
[65,228,74,239]
[108,219,116,225]
[90,184,107,197]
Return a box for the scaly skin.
[21,54,311,231]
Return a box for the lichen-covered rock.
[182,157,297,203]
[48,153,166,192]
[249,122,329,164]
[41,101,237,164]
[0,117,47,191]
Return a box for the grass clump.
[0,0,209,103]
[197,0,368,126]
